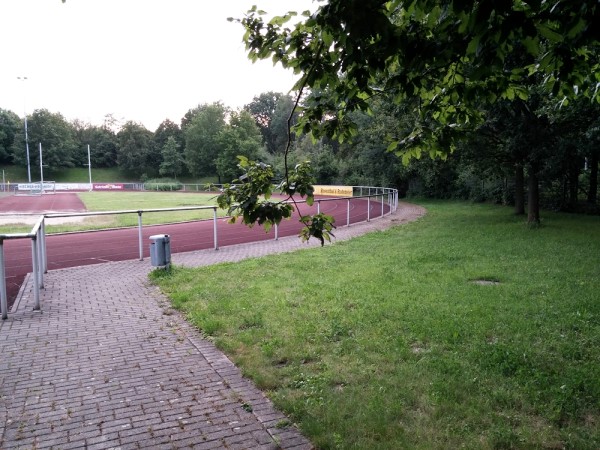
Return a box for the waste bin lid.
[149,234,169,240]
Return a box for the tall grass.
[151,201,600,449]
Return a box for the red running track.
[1,195,390,309]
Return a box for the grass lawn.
[0,191,222,234]
[73,191,223,229]
[151,201,600,449]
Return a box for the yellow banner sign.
[313,185,354,197]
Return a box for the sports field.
[0,191,221,232]
[0,190,381,309]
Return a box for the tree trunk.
[527,171,540,225]
[588,153,598,205]
[568,160,580,210]
[514,164,525,215]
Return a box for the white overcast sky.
[0,0,316,131]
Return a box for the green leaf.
[522,36,539,56]
[536,23,564,43]
[387,141,399,152]
[466,36,481,56]
[321,31,333,48]
[567,18,586,39]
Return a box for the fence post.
[347,199,351,226]
[0,241,7,320]
[37,229,44,289]
[31,237,41,311]
[41,219,47,273]
[367,197,371,222]
[138,211,143,260]
[381,194,384,217]
[213,207,219,250]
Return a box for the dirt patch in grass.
[471,279,501,285]
[0,214,89,226]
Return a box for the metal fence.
[0,216,45,319]
[2,183,401,194]
[0,187,398,320]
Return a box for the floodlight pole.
[25,116,31,183]
[39,143,44,187]
[17,76,32,183]
[87,144,92,191]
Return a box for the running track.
[1,193,389,309]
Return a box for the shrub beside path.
[0,202,426,449]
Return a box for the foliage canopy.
[237,0,600,159]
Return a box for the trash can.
[149,234,171,267]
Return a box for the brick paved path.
[0,204,426,449]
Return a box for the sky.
[0,0,316,131]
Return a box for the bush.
[143,178,183,191]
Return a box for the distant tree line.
[0,102,267,184]
[1,87,598,214]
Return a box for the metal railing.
[0,216,45,320]
[3,183,399,195]
[44,206,222,261]
[0,187,398,319]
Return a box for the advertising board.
[313,185,354,197]
[93,183,124,191]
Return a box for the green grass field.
[0,191,222,234]
[151,201,600,449]
[76,191,222,228]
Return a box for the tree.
[245,92,296,154]
[233,0,599,225]
[305,140,339,185]
[116,121,155,177]
[216,156,336,245]
[71,119,94,167]
[181,104,210,132]
[159,136,184,179]
[102,113,123,134]
[270,95,297,153]
[184,103,227,177]
[88,125,118,168]
[585,115,600,206]
[0,109,20,164]
[71,120,119,169]
[155,119,184,154]
[337,97,413,188]
[539,100,585,212]
[11,109,77,172]
[155,119,185,178]
[240,1,599,151]
[548,99,600,210]
[215,110,265,183]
